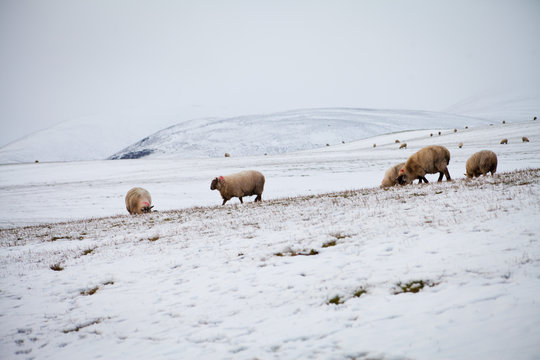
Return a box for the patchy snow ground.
[1,169,539,360]
[0,115,539,359]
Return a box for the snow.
[1,111,539,359]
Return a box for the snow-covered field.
[1,114,539,359]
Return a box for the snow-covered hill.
[109,108,492,159]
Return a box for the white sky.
[1,0,539,146]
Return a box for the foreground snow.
[1,169,539,360]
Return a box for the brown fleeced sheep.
[466,150,497,178]
[381,162,406,188]
[396,145,451,185]
[522,136,529,142]
[125,187,153,214]
[210,170,265,205]
[399,143,407,149]
[395,140,400,143]
[500,138,508,145]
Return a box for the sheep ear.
[219,176,224,182]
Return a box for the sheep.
[399,143,407,149]
[125,187,153,214]
[502,120,506,124]
[458,142,463,149]
[396,145,451,185]
[465,126,468,129]
[395,139,400,143]
[500,138,508,145]
[210,170,265,205]
[453,129,457,133]
[465,150,497,178]
[373,143,376,148]
[430,133,433,137]
[224,153,231,157]
[438,131,441,136]
[381,162,406,188]
[522,136,529,142]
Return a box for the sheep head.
[396,168,412,185]
[211,176,225,190]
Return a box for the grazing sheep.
[396,145,451,185]
[458,142,463,149]
[395,140,400,143]
[500,138,508,145]
[502,120,506,124]
[522,136,529,142]
[453,129,457,133]
[438,131,441,136]
[430,133,433,137]
[466,150,497,178]
[373,143,376,148]
[125,187,153,214]
[399,143,407,149]
[224,153,231,157]
[381,162,406,188]
[465,126,468,129]
[534,116,537,121]
[210,170,265,205]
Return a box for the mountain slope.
[109,108,491,159]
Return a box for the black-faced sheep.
[466,150,497,178]
[125,187,153,214]
[396,145,451,185]
[399,143,407,149]
[522,136,529,142]
[500,138,508,145]
[210,170,265,205]
[381,162,406,188]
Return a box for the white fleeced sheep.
[381,162,406,188]
[125,187,153,214]
[466,150,498,178]
[397,145,451,185]
[210,170,265,205]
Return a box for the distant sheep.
[453,129,457,133]
[381,162,406,188]
[502,120,506,124]
[458,142,463,149]
[373,143,376,148]
[465,126,468,129]
[395,140,400,143]
[397,145,451,185]
[430,133,433,137]
[522,136,529,142]
[125,187,153,214]
[224,153,231,157]
[466,150,497,178]
[210,170,265,205]
[399,143,407,149]
[438,131,441,136]
[534,116,537,121]
[500,138,508,145]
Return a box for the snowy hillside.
[109,108,492,159]
[1,169,539,359]
[0,113,182,164]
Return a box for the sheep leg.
[444,168,451,181]
[222,198,228,205]
[239,197,243,204]
[417,176,428,183]
[255,195,262,202]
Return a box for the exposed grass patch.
[80,286,99,296]
[49,236,72,242]
[330,232,353,240]
[81,247,96,256]
[353,287,368,298]
[274,249,319,257]
[50,263,64,271]
[393,280,439,295]
[62,318,103,334]
[328,295,344,305]
[322,240,337,248]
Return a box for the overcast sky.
[1,0,539,146]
